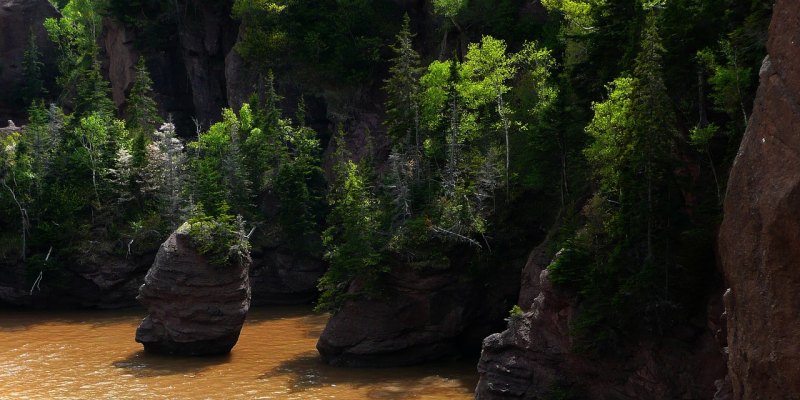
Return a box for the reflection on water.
[0,307,477,399]
[112,351,233,378]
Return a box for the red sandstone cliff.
[718,0,800,398]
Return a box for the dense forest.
[0,0,774,396]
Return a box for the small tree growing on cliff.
[188,107,253,218]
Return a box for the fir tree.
[556,14,683,353]
[21,30,46,106]
[629,14,678,260]
[275,108,324,252]
[384,14,423,153]
[318,141,385,310]
[244,75,285,191]
[145,122,186,224]
[75,56,115,119]
[126,57,161,137]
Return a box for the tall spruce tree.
[384,14,423,153]
[75,56,115,119]
[317,127,385,311]
[126,57,161,137]
[21,30,46,106]
[629,14,678,260]
[553,14,683,353]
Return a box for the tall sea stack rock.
[718,0,800,398]
[136,227,251,356]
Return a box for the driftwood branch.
[430,225,482,249]
[29,247,52,295]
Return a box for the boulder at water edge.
[316,264,519,367]
[135,227,251,356]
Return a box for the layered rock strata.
[136,227,251,356]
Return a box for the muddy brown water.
[0,306,477,399]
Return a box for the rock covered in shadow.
[718,0,800,397]
[316,264,519,367]
[475,240,726,399]
[249,250,325,306]
[135,226,251,356]
[0,0,59,114]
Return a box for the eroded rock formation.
[316,264,519,367]
[717,0,800,397]
[136,227,251,356]
[475,241,726,399]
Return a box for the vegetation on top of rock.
[183,207,251,268]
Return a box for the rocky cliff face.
[99,0,240,133]
[249,249,325,306]
[135,227,251,356]
[717,0,800,398]
[0,235,155,309]
[0,0,59,119]
[173,0,239,127]
[475,241,727,399]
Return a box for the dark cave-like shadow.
[112,350,232,377]
[258,351,478,399]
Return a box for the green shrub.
[184,206,251,268]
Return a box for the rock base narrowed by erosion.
[136,228,251,356]
[316,265,519,367]
[718,0,800,398]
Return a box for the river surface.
[0,307,477,399]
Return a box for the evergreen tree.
[21,30,46,106]
[629,14,679,260]
[44,0,106,107]
[554,15,683,353]
[318,131,385,310]
[24,101,56,193]
[189,107,252,217]
[126,57,161,137]
[244,74,285,191]
[384,14,423,153]
[144,122,186,224]
[274,111,324,252]
[75,57,115,119]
